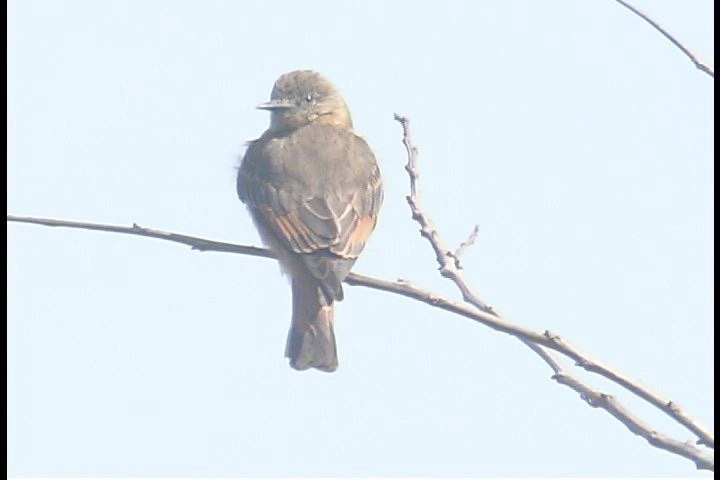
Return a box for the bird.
[236,70,383,372]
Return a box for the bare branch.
[614,0,714,78]
[391,115,714,469]
[545,329,714,449]
[453,225,480,261]
[8,211,715,462]
[514,340,709,467]
[553,372,713,471]
[3,216,550,345]
[6,214,275,259]
[394,114,497,316]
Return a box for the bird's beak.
[256,99,294,111]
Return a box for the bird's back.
[239,123,378,200]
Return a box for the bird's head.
[258,70,352,132]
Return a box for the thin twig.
[453,225,480,261]
[614,0,714,78]
[391,114,713,469]
[394,114,497,315]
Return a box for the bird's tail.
[286,276,338,372]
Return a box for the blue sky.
[8,0,714,476]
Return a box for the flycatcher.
[237,70,383,372]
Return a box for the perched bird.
[237,70,383,372]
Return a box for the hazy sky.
[8,0,714,477]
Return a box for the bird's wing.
[237,132,383,302]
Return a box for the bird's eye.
[305,94,313,102]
